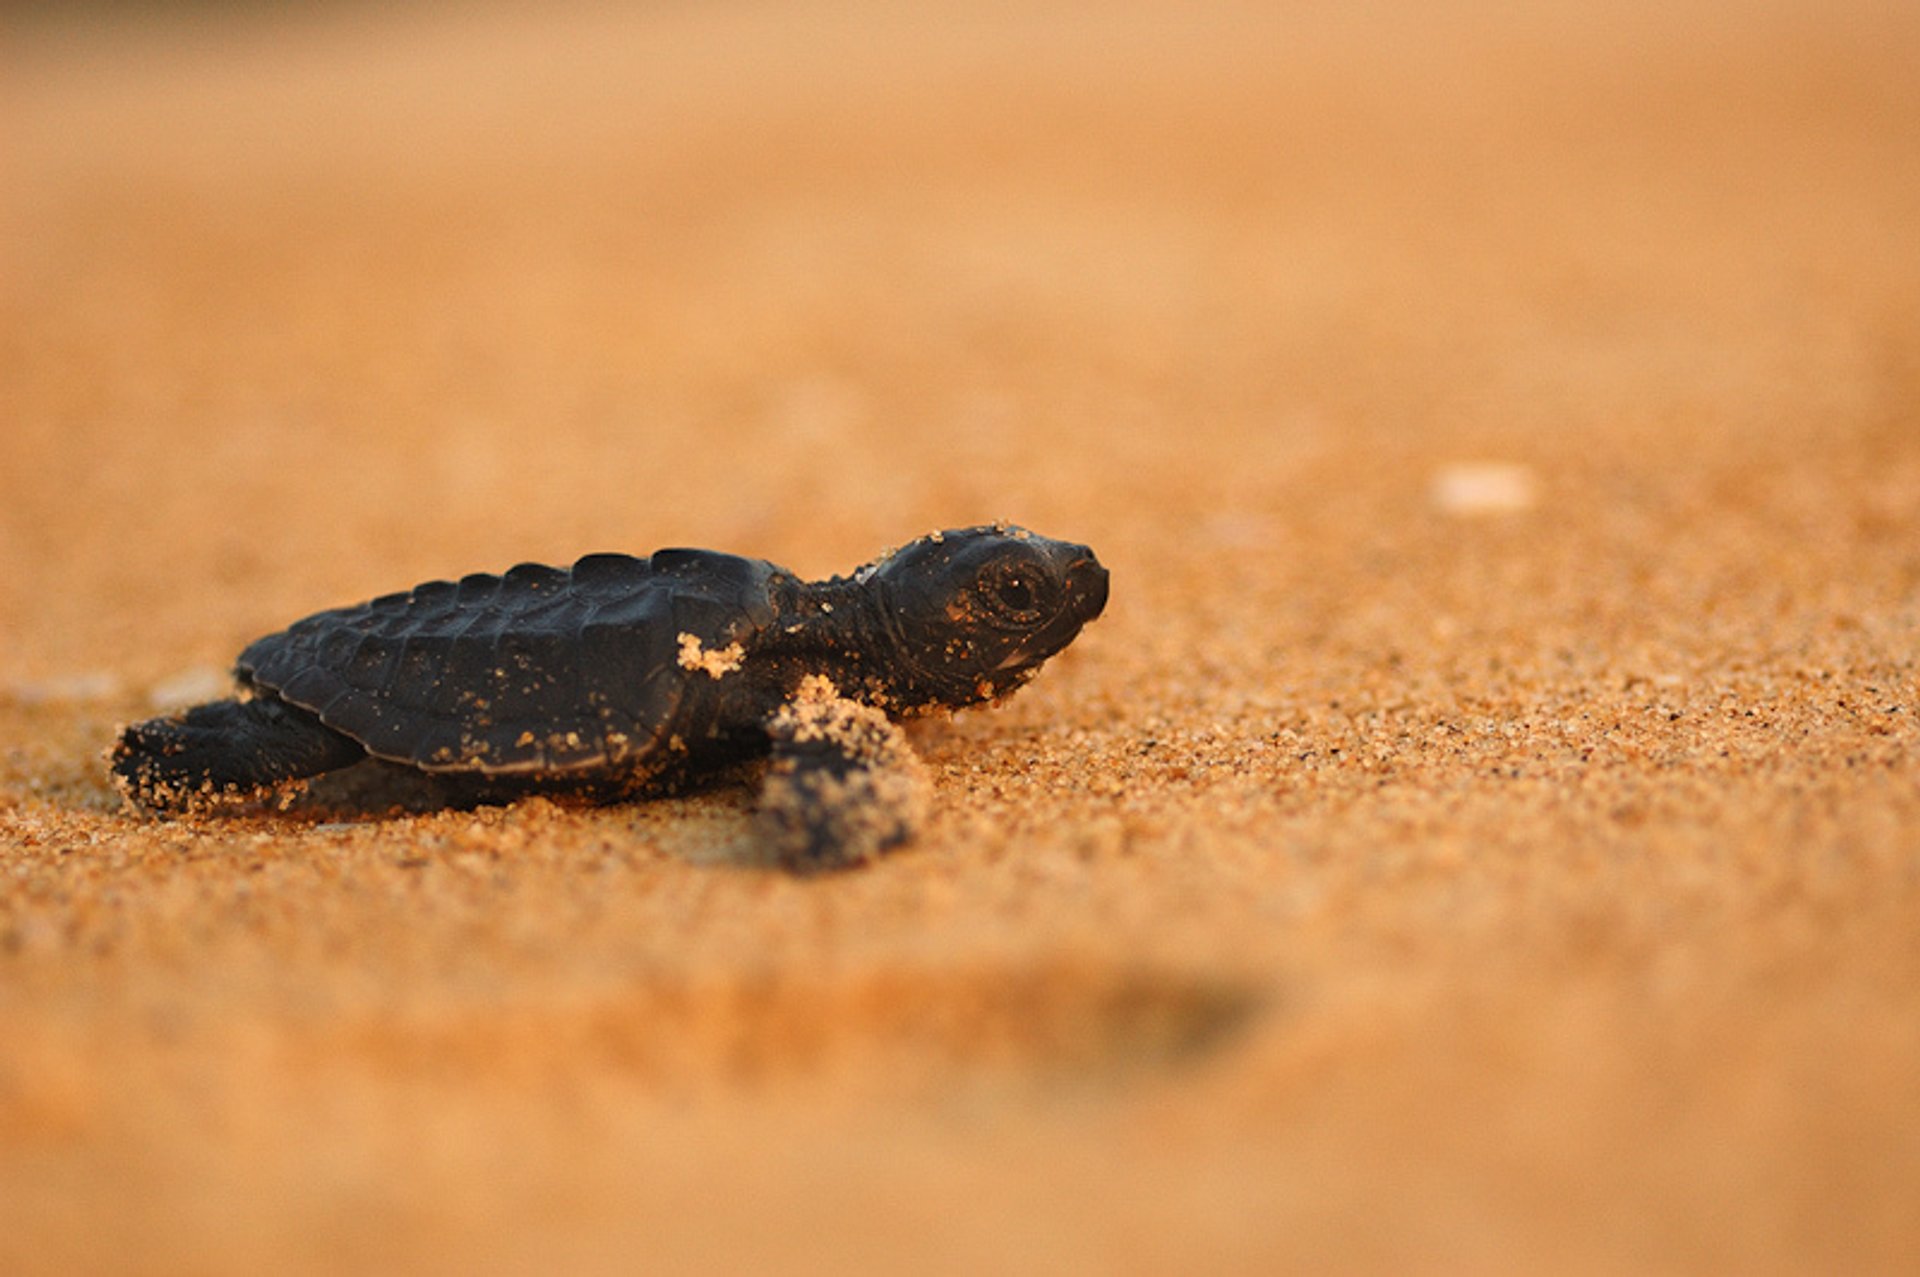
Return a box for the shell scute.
[455,573,500,604]
[502,562,567,591]
[409,579,459,609]
[570,553,643,589]
[342,632,401,693]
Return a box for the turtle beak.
[1063,551,1109,624]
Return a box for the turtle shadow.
[63,731,782,869]
[278,762,808,876]
[263,756,765,825]
[277,758,512,818]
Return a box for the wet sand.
[4,1,1919,1271]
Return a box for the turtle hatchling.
[110,526,1108,869]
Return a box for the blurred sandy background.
[4,0,1919,1271]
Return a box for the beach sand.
[4,1,1918,1271]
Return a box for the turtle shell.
[238,549,782,774]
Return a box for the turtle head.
[862,526,1108,711]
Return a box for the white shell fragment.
[1429,462,1539,517]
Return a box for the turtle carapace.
[109,526,1108,870]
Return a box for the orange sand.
[4,2,1919,1272]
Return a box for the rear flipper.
[755,676,929,872]
[110,696,366,815]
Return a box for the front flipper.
[756,676,929,872]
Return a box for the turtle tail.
[109,696,366,815]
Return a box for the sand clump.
[675,633,747,679]
[755,675,932,872]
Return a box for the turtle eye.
[981,561,1044,620]
[997,573,1034,611]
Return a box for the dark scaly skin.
[109,527,1109,867]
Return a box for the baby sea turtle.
[110,526,1108,869]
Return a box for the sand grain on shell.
[4,1,1920,1274]
[676,633,747,679]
